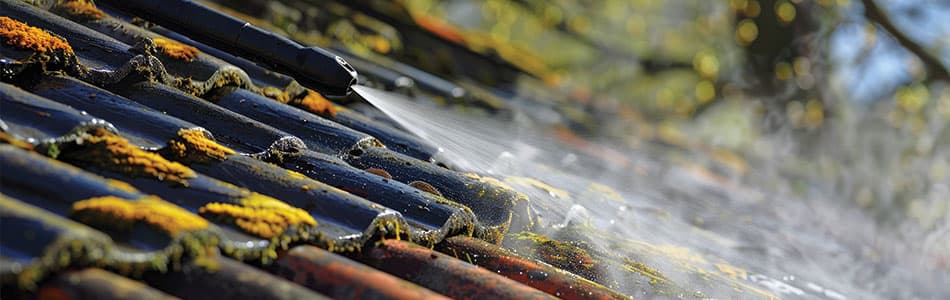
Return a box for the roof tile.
[0,0,643,298]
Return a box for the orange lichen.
[412,14,466,44]
[72,195,209,236]
[0,16,73,53]
[199,193,316,238]
[0,131,34,150]
[55,1,108,21]
[58,128,196,186]
[364,167,393,179]
[153,38,199,62]
[165,129,235,164]
[291,90,336,117]
[409,181,443,197]
[261,86,292,103]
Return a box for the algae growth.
[510,231,602,281]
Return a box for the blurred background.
[205,0,950,298]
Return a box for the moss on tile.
[623,258,671,286]
[198,192,316,239]
[71,195,209,236]
[105,178,140,194]
[53,0,108,21]
[509,231,602,280]
[55,128,196,186]
[164,128,236,164]
[0,16,73,53]
[291,90,336,117]
[153,37,199,62]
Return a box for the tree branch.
[861,0,950,81]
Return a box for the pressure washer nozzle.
[100,0,358,96]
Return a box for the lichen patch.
[105,179,140,194]
[292,90,336,117]
[57,128,196,186]
[153,38,199,62]
[54,1,108,21]
[0,16,73,53]
[199,193,316,238]
[165,129,235,164]
[261,86,291,103]
[72,196,209,236]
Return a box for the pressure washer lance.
[99,0,358,96]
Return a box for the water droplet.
[527,270,549,280]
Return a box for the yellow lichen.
[199,193,316,238]
[58,128,196,186]
[55,1,108,21]
[72,195,209,236]
[105,179,139,194]
[0,131,34,150]
[286,170,309,180]
[153,38,199,62]
[261,86,292,103]
[0,16,73,53]
[192,255,221,272]
[291,90,336,117]
[165,129,235,164]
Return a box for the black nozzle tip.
[296,48,359,96]
[336,55,359,94]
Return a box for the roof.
[0,1,792,299]
[0,0,632,298]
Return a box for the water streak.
[353,84,949,299]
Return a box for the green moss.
[508,231,603,280]
[623,258,670,286]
